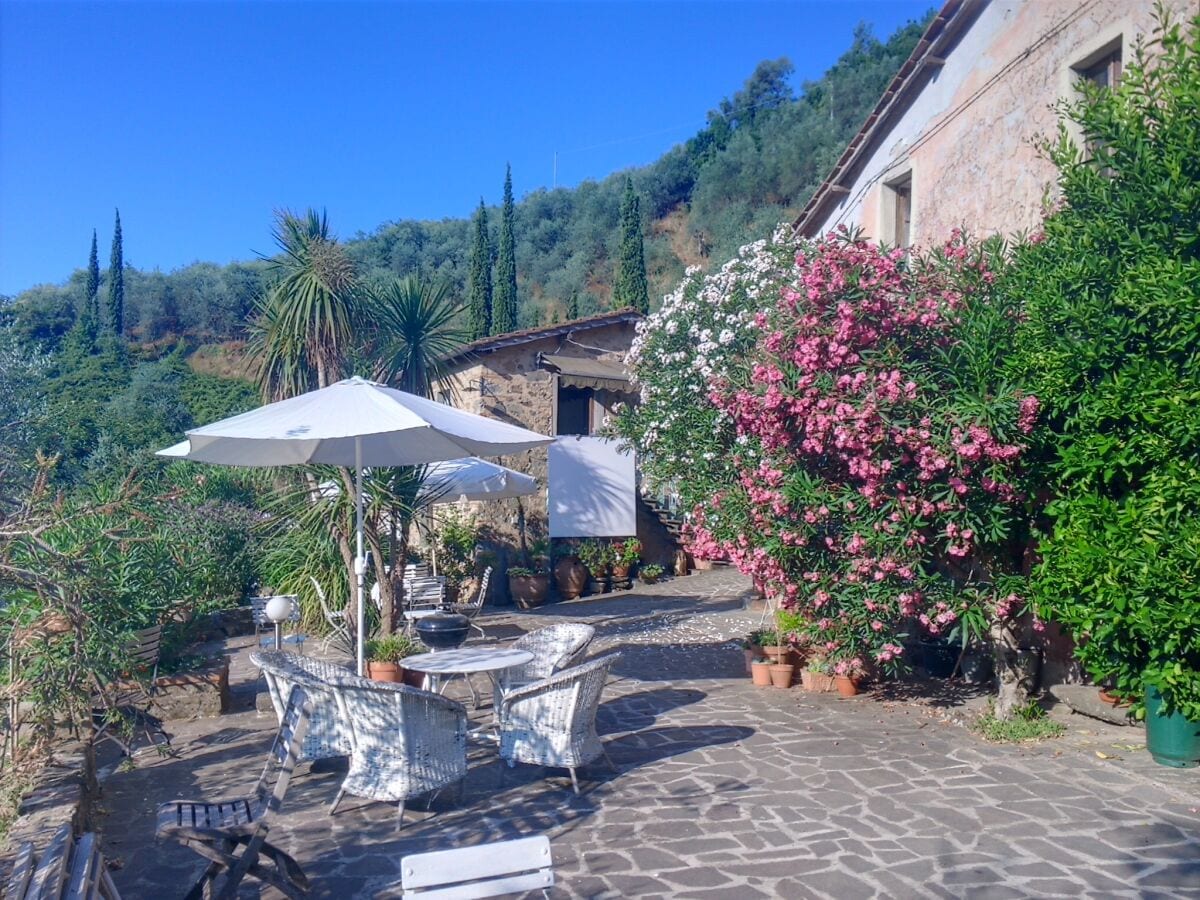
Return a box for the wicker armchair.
[494,623,595,703]
[497,653,618,795]
[251,649,364,761]
[331,680,469,827]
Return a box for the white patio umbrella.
[420,457,538,505]
[157,376,553,675]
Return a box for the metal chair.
[398,835,553,898]
[497,654,618,795]
[156,687,313,899]
[309,576,352,655]
[92,624,171,757]
[447,566,492,639]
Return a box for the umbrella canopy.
[158,376,553,674]
[167,376,552,467]
[420,457,538,505]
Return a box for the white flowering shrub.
[612,225,800,524]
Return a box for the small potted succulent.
[365,633,425,685]
[638,563,665,585]
[801,656,836,693]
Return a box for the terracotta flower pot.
[510,574,550,609]
[769,663,795,688]
[751,661,773,687]
[400,666,426,689]
[801,669,836,692]
[835,675,859,698]
[554,556,588,599]
[612,564,632,580]
[693,557,716,571]
[673,549,689,576]
[367,661,403,683]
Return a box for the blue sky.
[0,1,930,296]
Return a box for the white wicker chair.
[493,623,595,707]
[331,680,469,827]
[497,653,618,795]
[250,649,361,762]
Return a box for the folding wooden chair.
[92,624,172,757]
[399,835,553,898]
[5,823,122,899]
[156,687,313,900]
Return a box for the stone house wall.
[802,0,1190,247]
[439,321,640,574]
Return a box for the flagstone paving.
[99,570,1200,898]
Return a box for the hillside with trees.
[0,16,929,351]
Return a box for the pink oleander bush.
[620,226,1043,684]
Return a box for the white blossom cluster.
[619,225,799,483]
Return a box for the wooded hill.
[2,16,929,351]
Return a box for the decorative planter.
[639,573,659,585]
[835,675,859,698]
[510,574,550,609]
[399,666,427,689]
[612,564,632,581]
[768,663,794,688]
[554,556,588,599]
[693,557,716,571]
[367,661,403,683]
[1145,685,1200,768]
[414,613,470,651]
[751,661,773,687]
[801,669,836,692]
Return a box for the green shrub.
[1009,11,1200,719]
[972,701,1065,743]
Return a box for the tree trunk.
[990,618,1030,719]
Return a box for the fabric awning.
[539,354,631,392]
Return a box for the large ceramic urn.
[554,555,588,599]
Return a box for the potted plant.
[833,657,866,698]
[553,543,588,599]
[750,657,773,687]
[768,655,795,689]
[612,538,641,581]
[801,657,836,693]
[639,563,665,585]
[508,566,550,610]
[578,540,611,593]
[365,633,425,685]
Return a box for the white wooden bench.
[5,824,122,899]
[399,835,553,899]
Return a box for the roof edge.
[442,308,642,367]
[793,0,985,238]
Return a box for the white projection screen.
[548,436,636,538]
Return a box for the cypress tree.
[493,165,519,335]
[107,209,124,336]
[467,200,493,340]
[86,229,100,324]
[566,290,579,320]
[614,178,649,313]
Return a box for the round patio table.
[402,647,533,702]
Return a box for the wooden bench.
[5,824,122,899]
[399,835,553,899]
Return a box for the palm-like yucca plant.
[370,275,469,397]
[248,208,360,400]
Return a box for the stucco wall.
[807,0,1189,246]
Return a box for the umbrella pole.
[355,438,366,677]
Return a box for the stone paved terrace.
[98,570,1200,898]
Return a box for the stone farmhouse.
[794,0,1192,247]
[437,309,680,582]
